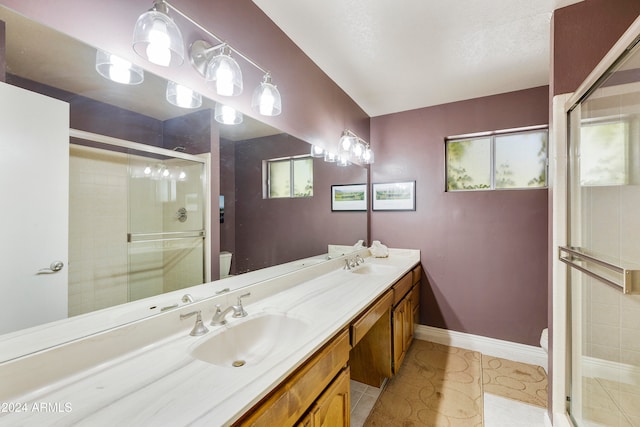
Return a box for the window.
[265,156,313,198]
[446,128,548,191]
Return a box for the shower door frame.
[551,15,640,427]
[69,128,212,286]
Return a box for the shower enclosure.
[561,32,640,426]
[68,130,209,317]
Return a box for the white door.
[0,82,69,335]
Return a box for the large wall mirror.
[0,5,368,359]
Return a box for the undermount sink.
[190,313,310,368]
[350,263,395,275]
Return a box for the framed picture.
[331,184,367,211]
[372,181,416,211]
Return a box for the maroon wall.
[552,0,640,96]
[232,134,367,273]
[370,86,549,346]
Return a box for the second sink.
[190,312,310,368]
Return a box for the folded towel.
[353,239,365,249]
[369,240,389,258]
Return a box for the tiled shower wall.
[582,185,640,368]
[69,145,128,316]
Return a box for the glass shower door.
[565,39,640,427]
[127,152,206,301]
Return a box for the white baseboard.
[414,325,548,371]
[582,356,640,386]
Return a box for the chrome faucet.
[180,310,209,336]
[343,255,365,270]
[210,292,251,326]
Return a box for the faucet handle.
[233,293,251,318]
[180,310,209,336]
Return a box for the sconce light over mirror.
[339,129,374,165]
[133,1,282,116]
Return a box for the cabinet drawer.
[351,290,392,347]
[236,330,350,427]
[392,272,412,306]
[412,265,422,285]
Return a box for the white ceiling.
[252,0,584,117]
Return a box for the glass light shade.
[206,51,243,96]
[132,5,184,67]
[351,141,365,162]
[339,133,356,151]
[95,49,144,85]
[363,147,375,164]
[214,103,243,125]
[324,152,338,163]
[251,75,282,116]
[166,81,202,109]
[337,154,351,167]
[310,145,324,158]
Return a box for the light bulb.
[216,65,234,96]
[179,171,186,180]
[108,55,134,84]
[352,142,364,159]
[220,105,236,124]
[162,168,170,177]
[144,166,151,175]
[146,20,171,66]
[311,145,324,157]
[259,87,276,115]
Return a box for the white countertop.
[0,249,419,427]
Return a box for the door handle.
[37,261,64,274]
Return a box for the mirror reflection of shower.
[68,131,209,317]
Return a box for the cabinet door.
[403,294,413,351]
[305,367,350,427]
[393,299,407,373]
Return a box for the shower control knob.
[38,261,64,274]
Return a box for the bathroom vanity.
[0,248,420,426]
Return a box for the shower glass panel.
[567,39,640,427]
[128,152,206,301]
[68,133,207,317]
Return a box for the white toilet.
[220,251,232,278]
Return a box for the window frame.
[445,125,549,192]
[263,154,314,199]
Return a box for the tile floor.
[350,380,550,426]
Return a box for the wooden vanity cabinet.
[392,265,421,374]
[235,330,350,427]
[350,263,422,384]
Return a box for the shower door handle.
[37,261,64,274]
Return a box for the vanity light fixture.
[166,81,202,109]
[95,49,144,85]
[336,130,375,165]
[214,103,243,125]
[134,1,283,115]
[132,0,185,67]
